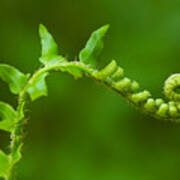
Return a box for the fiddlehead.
[92,61,180,121]
[0,24,179,179]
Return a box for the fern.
[0,24,180,179]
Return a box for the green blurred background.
[1,0,180,179]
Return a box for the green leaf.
[0,64,29,94]
[0,150,10,178]
[79,25,109,68]
[11,143,23,166]
[0,145,22,178]
[39,24,58,57]
[39,24,66,65]
[27,72,48,101]
[59,65,83,79]
[40,55,67,66]
[0,102,17,132]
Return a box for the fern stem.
[6,59,180,179]
[2,24,180,180]
[8,61,180,178]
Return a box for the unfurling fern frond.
[0,24,180,179]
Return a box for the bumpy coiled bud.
[92,61,180,122]
[164,74,180,102]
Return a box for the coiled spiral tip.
[164,74,180,102]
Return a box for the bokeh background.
[1,0,180,179]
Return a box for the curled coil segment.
[92,60,180,121]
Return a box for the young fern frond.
[0,24,180,179]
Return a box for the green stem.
[7,60,180,179]
[7,61,94,179]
